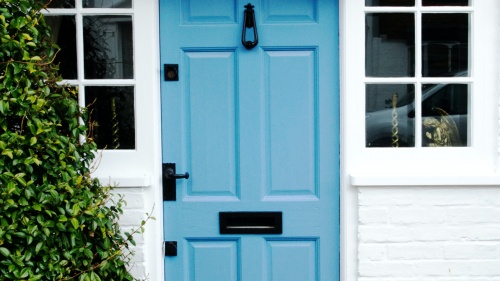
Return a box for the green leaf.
[71,218,79,229]
[72,204,81,216]
[30,137,37,145]
[90,271,101,281]
[2,149,13,159]
[0,247,10,257]
[35,242,43,253]
[83,248,93,259]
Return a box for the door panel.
[185,51,239,199]
[160,0,339,280]
[264,49,317,197]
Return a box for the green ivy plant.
[0,0,146,280]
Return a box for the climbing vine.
[0,0,146,280]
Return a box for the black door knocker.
[242,3,258,49]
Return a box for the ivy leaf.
[71,218,79,229]
[22,33,33,40]
[2,149,13,159]
[0,247,10,257]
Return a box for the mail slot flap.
[219,212,282,234]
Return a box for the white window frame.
[45,1,160,186]
[342,0,500,185]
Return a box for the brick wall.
[358,187,500,280]
[114,187,147,280]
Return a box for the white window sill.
[96,174,152,188]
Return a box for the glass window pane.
[366,84,415,147]
[83,16,134,79]
[45,16,78,79]
[365,0,414,7]
[85,86,135,149]
[422,14,469,77]
[47,0,75,8]
[366,13,415,77]
[423,0,469,6]
[421,84,469,147]
[83,0,132,8]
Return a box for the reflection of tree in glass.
[86,87,135,150]
[83,17,116,79]
[83,0,132,8]
[47,0,75,8]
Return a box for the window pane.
[365,0,414,7]
[423,0,469,6]
[84,16,134,79]
[83,0,132,8]
[366,84,415,147]
[47,0,75,8]
[85,86,135,149]
[421,84,469,147]
[45,16,78,79]
[366,13,415,77]
[422,14,469,77]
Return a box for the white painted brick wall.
[358,187,500,280]
[113,187,147,280]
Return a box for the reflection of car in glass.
[366,72,468,147]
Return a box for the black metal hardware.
[241,3,258,49]
[164,64,179,81]
[164,241,177,256]
[163,163,189,201]
[219,212,282,234]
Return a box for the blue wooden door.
[160,0,339,280]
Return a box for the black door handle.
[163,163,189,201]
[165,168,189,180]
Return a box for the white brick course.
[114,187,147,280]
[358,187,500,279]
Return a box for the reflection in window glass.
[85,86,135,149]
[45,16,78,79]
[423,0,468,6]
[366,84,415,147]
[366,13,415,77]
[365,0,414,6]
[83,0,132,8]
[421,84,469,147]
[47,0,75,8]
[422,14,469,77]
[83,16,133,79]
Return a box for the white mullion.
[80,8,133,15]
[364,7,417,13]
[363,78,417,85]
[76,3,85,108]
[414,2,423,148]
[468,2,474,147]
[77,0,85,143]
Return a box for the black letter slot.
[219,212,282,234]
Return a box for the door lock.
[162,163,189,201]
[165,168,189,180]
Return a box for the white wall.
[115,187,148,279]
[358,187,500,280]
